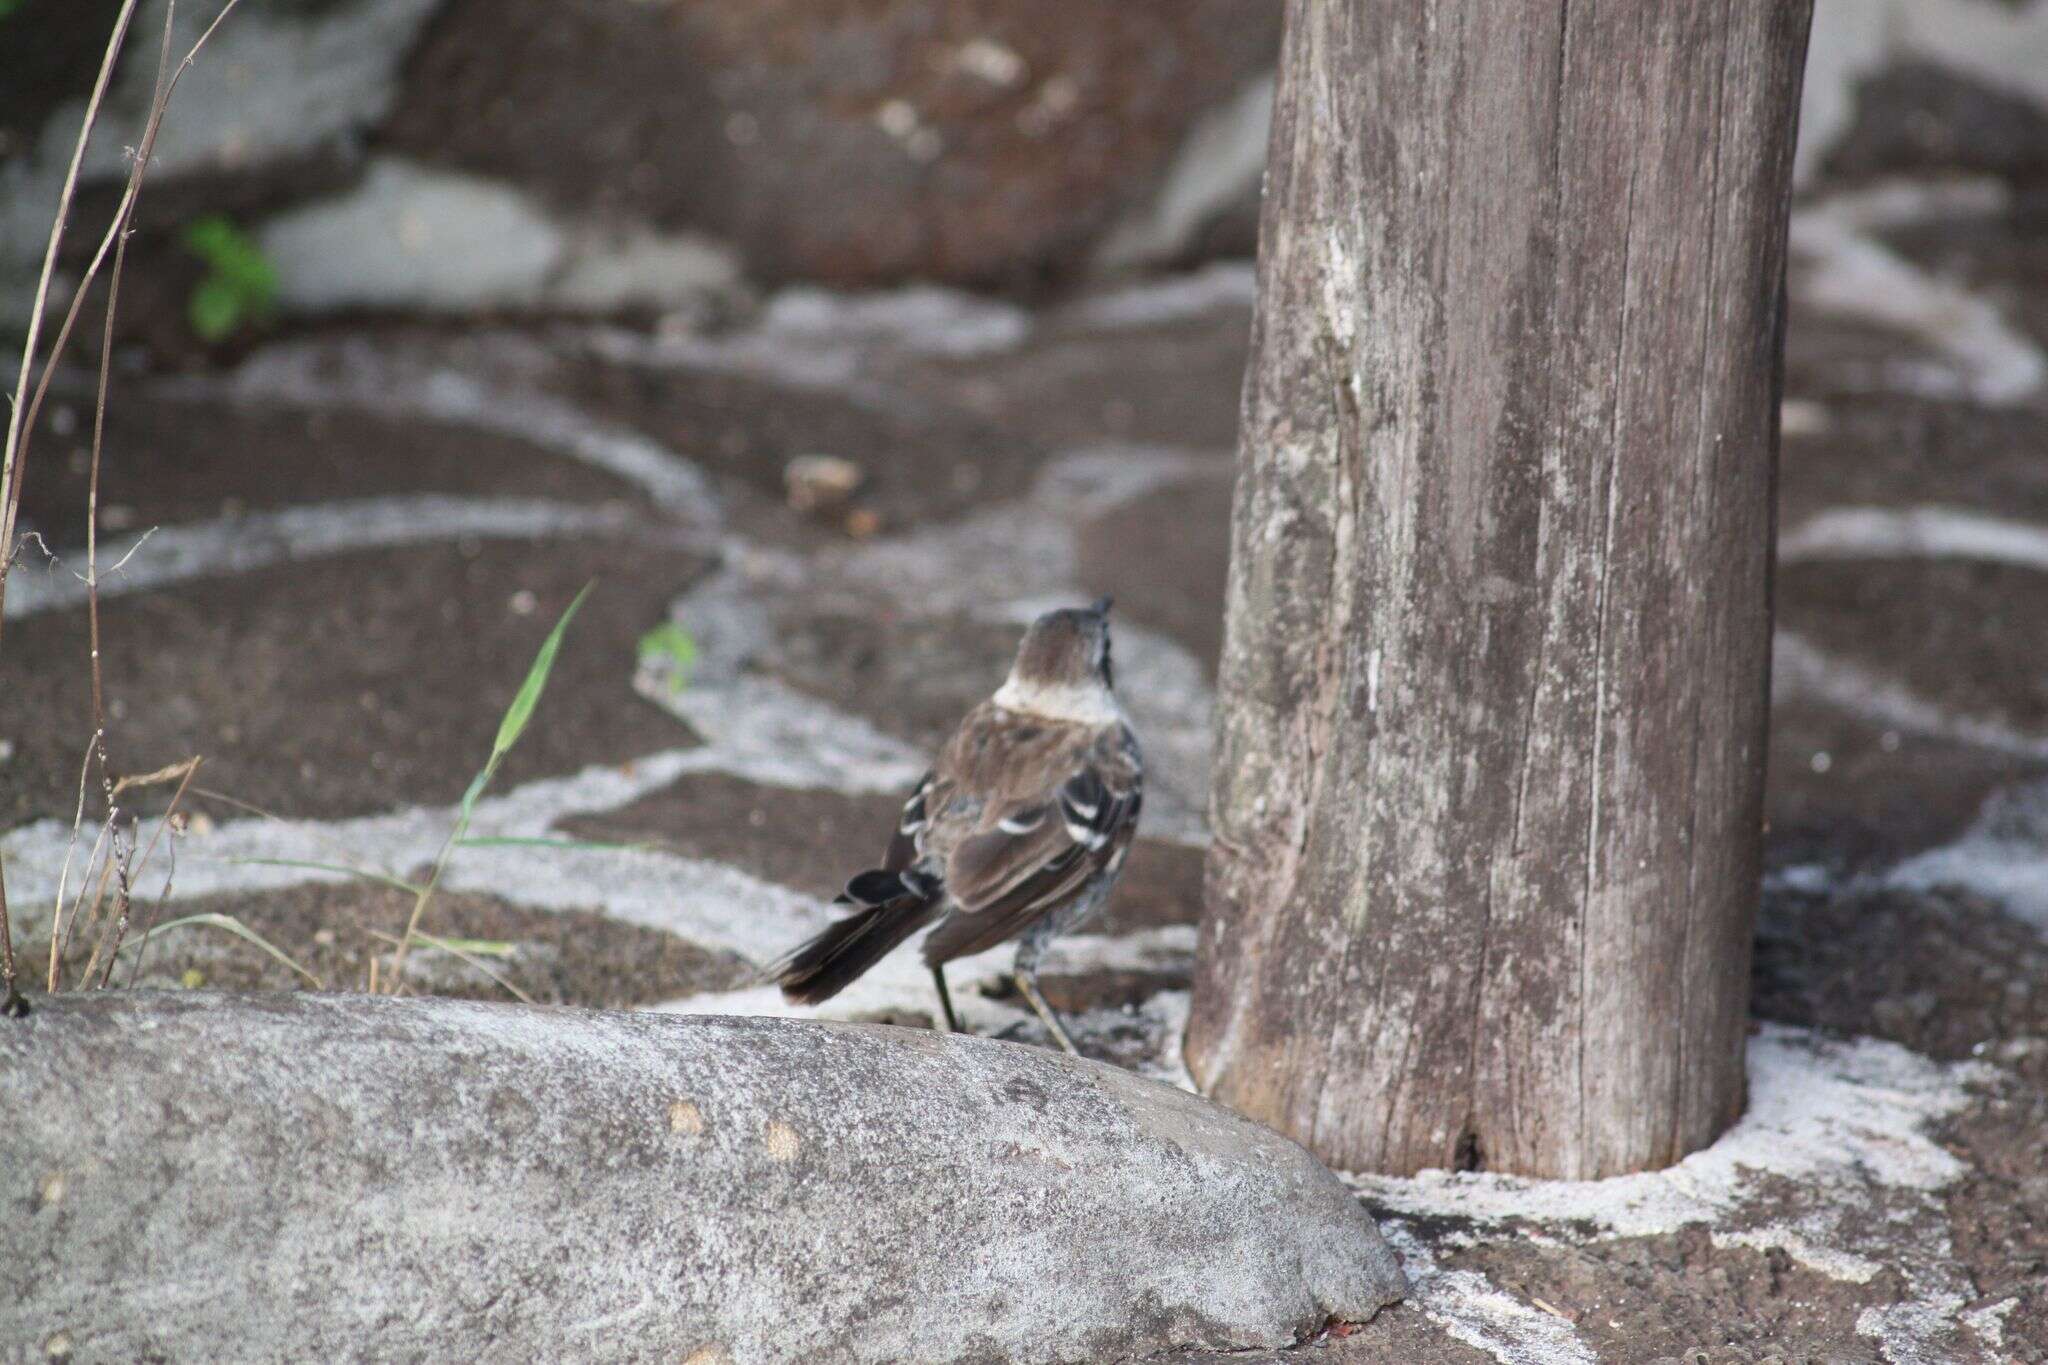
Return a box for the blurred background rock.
[5,0,2044,355]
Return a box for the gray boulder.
[0,992,1403,1363]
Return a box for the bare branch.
[0,0,143,592]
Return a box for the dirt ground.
[4,180,2048,1362]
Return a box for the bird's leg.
[1014,968,1079,1056]
[929,963,962,1034]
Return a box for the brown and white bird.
[770,598,1142,1053]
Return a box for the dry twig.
[0,0,243,1000]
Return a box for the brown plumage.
[769,599,1142,1053]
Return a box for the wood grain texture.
[1186,0,1811,1178]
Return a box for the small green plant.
[0,1,25,22]
[383,582,594,990]
[181,214,277,342]
[637,621,697,693]
[219,584,658,998]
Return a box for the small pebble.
[953,38,1025,86]
[874,100,919,139]
[784,454,864,514]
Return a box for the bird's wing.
[920,726,1141,965]
[882,769,936,874]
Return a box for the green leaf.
[181,215,237,259]
[181,215,278,341]
[492,582,594,759]
[636,621,697,692]
[122,912,323,988]
[187,277,244,342]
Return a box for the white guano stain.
[1352,1026,1991,1365]
[1780,504,2048,574]
[1889,777,2048,936]
[167,339,722,523]
[3,496,645,619]
[1772,631,2048,764]
[1790,194,2046,405]
[1378,1222,1594,1365]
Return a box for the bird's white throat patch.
[991,676,1124,726]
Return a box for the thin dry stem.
[60,825,123,988]
[9,530,54,568]
[111,757,204,801]
[98,757,200,984]
[49,730,105,978]
[366,929,536,1006]
[2,0,242,991]
[84,5,174,811]
[77,825,136,990]
[18,0,244,466]
[98,525,157,580]
[50,816,113,992]
[0,0,144,1006]
[0,0,143,589]
[0,858,21,1015]
[122,838,182,989]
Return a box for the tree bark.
[1187,0,1812,1179]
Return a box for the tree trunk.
[1187,0,1812,1179]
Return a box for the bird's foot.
[1014,969,1080,1056]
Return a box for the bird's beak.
[1089,595,1114,617]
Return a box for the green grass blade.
[457,760,496,824]
[386,581,595,995]
[120,912,323,988]
[366,929,532,1003]
[224,858,424,896]
[410,933,518,958]
[492,581,593,759]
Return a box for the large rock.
[7,0,1276,331]
[379,0,1281,286]
[0,992,1404,1363]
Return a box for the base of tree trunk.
[1189,0,1813,1179]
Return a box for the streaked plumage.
[770,598,1142,1053]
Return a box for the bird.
[769,597,1142,1054]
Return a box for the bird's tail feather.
[770,869,941,1006]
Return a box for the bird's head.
[993,597,1120,723]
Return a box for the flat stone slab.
[0,992,1403,1364]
